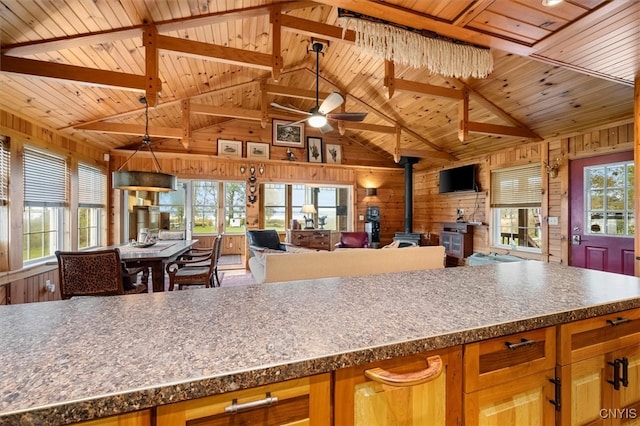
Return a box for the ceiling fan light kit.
[271,40,367,134]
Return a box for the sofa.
[248,245,446,284]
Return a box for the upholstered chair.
[56,249,147,299]
[335,232,371,249]
[165,234,222,290]
[246,229,286,257]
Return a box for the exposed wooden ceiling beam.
[191,104,262,121]
[0,55,148,91]
[157,35,272,70]
[75,122,183,139]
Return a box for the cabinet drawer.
[557,307,640,365]
[156,373,331,426]
[464,326,555,393]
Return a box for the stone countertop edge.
[2,262,640,425]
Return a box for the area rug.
[220,272,256,287]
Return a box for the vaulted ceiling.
[0,0,637,167]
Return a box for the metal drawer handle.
[364,355,443,387]
[505,338,536,350]
[607,317,631,326]
[224,392,278,413]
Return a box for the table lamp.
[301,204,317,229]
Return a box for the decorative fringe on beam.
[338,17,493,79]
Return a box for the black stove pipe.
[398,156,420,234]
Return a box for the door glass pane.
[585,161,634,236]
[158,182,186,230]
[224,181,246,233]
[192,181,218,234]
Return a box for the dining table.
[117,239,199,292]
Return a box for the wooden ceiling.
[0,0,637,167]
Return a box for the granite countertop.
[2,262,640,425]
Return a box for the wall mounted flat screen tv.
[439,164,477,193]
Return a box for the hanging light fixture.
[112,97,177,192]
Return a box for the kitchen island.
[2,262,640,425]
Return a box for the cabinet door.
[464,369,557,426]
[334,346,462,426]
[609,345,640,426]
[74,410,152,426]
[558,354,609,426]
[156,373,330,426]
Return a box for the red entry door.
[570,151,635,275]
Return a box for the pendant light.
[112,97,177,192]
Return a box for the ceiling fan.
[271,41,367,134]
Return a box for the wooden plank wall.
[2,110,405,304]
[414,120,634,265]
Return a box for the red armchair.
[335,231,371,249]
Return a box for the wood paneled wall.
[2,107,633,304]
[414,120,634,264]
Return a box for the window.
[192,180,218,234]
[224,182,246,233]
[260,183,351,231]
[491,164,541,252]
[23,147,67,263]
[158,182,186,231]
[584,161,634,236]
[264,183,287,231]
[78,163,106,249]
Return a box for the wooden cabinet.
[334,345,462,426]
[155,373,331,426]
[440,223,473,265]
[557,308,640,426]
[286,229,339,251]
[464,326,557,426]
[74,410,151,425]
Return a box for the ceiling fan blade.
[319,122,334,134]
[270,102,311,116]
[288,117,309,126]
[318,92,344,114]
[327,112,367,122]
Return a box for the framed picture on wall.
[272,119,305,148]
[325,143,342,164]
[307,137,322,163]
[246,142,270,160]
[217,139,242,157]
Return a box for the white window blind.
[491,164,541,207]
[0,137,8,205]
[78,163,106,207]
[24,147,68,206]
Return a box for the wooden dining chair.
[166,234,222,290]
[55,249,148,299]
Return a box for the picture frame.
[217,139,242,157]
[307,137,322,163]
[246,142,270,160]
[325,143,342,164]
[272,119,305,148]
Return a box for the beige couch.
[248,245,446,284]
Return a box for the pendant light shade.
[112,170,177,192]
[112,97,177,192]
